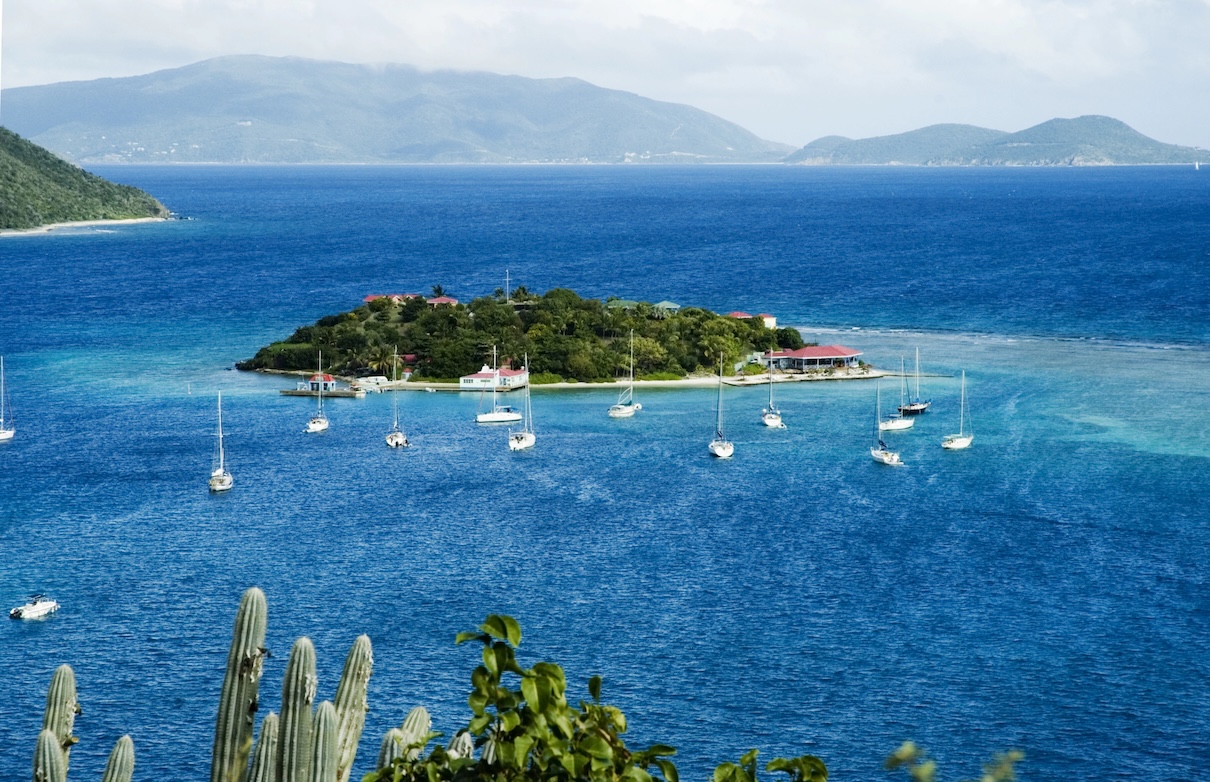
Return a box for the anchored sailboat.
[708,357,734,458]
[385,347,410,448]
[305,351,330,433]
[761,351,785,429]
[0,356,13,442]
[209,392,234,492]
[476,346,523,424]
[508,354,536,451]
[608,330,642,418]
[871,382,904,466]
[942,371,974,450]
[880,357,915,431]
[898,347,931,415]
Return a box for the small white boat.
[0,356,14,442]
[760,358,785,429]
[9,595,59,620]
[385,348,410,448]
[942,370,974,450]
[208,392,234,493]
[508,354,536,451]
[880,357,915,431]
[306,351,330,433]
[608,330,642,419]
[477,346,523,424]
[898,347,931,415]
[708,358,734,458]
[871,382,904,466]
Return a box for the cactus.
[33,729,67,782]
[100,735,135,782]
[333,635,372,781]
[42,665,80,767]
[376,729,406,770]
[398,707,431,760]
[248,713,279,782]
[309,701,338,782]
[447,730,473,760]
[211,587,269,782]
[276,637,317,782]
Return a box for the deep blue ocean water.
[1,166,1208,781]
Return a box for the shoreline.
[0,216,168,237]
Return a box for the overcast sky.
[3,0,1208,148]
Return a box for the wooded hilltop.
[236,288,807,382]
[0,127,168,230]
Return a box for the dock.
[279,388,366,398]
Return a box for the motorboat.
[10,595,59,620]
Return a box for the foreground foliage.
[0,127,168,230]
[236,288,806,380]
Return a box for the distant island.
[0,127,168,231]
[236,288,807,383]
[1,55,792,165]
[785,116,1206,166]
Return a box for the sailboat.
[385,348,410,448]
[879,357,915,431]
[942,371,974,450]
[476,346,523,424]
[0,356,14,442]
[305,351,330,433]
[508,354,536,451]
[208,392,234,492]
[708,357,734,458]
[871,382,904,466]
[760,351,786,428]
[898,347,931,415]
[608,330,643,418]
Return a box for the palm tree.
[431,284,446,298]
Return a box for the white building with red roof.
[459,365,529,390]
[297,373,338,392]
[428,295,459,307]
[764,345,862,371]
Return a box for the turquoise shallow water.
[0,166,1208,781]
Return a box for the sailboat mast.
[216,393,225,471]
[317,350,324,412]
[0,356,5,426]
[914,347,921,400]
[392,345,399,429]
[959,371,966,436]
[716,357,725,436]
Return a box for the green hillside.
[0,126,168,230]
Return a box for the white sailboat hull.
[0,428,13,442]
[209,470,234,492]
[608,402,641,418]
[508,431,536,451]
[709,438,734,458]
[477,409,522,424]
[879,416,914,431]
[870,447,903,465]
[762,409,785,428]
[942,434,974,450]
[306,414,329,433]
[385,430,410,448]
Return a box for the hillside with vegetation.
[236,288,806,382]
[0,127,168,230]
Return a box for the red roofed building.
[764,345,862,371]
[459,365,529,390]
[298,373,338,392]
[757,313,777,329]
[428,296,459,307]
[727,311,754,320]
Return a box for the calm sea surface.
[1,166,1207,781]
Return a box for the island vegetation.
[0,126,168,230]
[236,287,807,382]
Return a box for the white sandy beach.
[0,216,167,237]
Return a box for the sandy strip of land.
[0,217,167,237]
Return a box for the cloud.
[3,0,1208,147]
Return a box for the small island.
[237,287,813,383]
[0,127,169,231]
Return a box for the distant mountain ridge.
[1,56,793,165]
[0,127,167,230]
[787,116,1205,166]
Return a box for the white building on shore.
[763,345,862,371]
[459,365,529,391]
